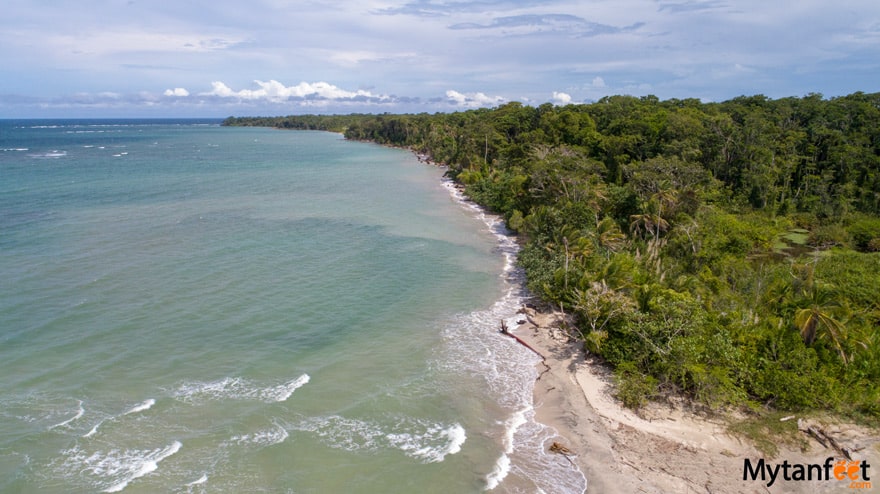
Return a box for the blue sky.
[1,0,878,117]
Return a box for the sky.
[1,0,878,117]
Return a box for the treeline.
[223,114,360,132]
[224,93,880,419]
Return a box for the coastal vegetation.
[224,92,880,421]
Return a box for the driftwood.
[550,442,576,467]
[499,320,544,359]
[797,419,853,460]
[499,320,551,380]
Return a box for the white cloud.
[551,91,572,104]
[445,89,506,107]
[41,31,245,58]
[592,77,606,88]
[164,88,190,97]
[202,80,386,102]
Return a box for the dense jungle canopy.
[225,92,880,420]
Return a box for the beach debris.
[549,442,573,455]
[550,442,577,467]
[517,305,541,327]
[498,319,551,380]
[797,419,854,460]
[499,320,544,358]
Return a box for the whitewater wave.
[227,422,289,447]
[123,398,156,416]
[28,150,67,158]
[293,415,465,464]
[82,399,156,438]
[83,422,101,438]
[55,441,181,493]
[187,474,208,486]
[485,408,528,490]
[48,400,84,430]
[172,374,310,403]
[439,175,587,492]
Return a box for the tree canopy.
[225,92,880,420]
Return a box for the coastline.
[511,308,880,494]
[438,172,589,492]
[418,146,879,493]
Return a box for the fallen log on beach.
[500,320,544,358]
[550,441,577,467]
[499,320,551,379]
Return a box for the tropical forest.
[224,92,880,422]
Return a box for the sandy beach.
[512,308,880,494]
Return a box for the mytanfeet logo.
[744,457,871,489]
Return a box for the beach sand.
[512,308,880,494]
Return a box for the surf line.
[498,320,551,380]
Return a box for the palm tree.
[569,236,594,266]
[544,225,584,291]
[794,286,850,364]
[630,200,669,239]
[768,261,853,365]
[651,180,678,217]
[595,217,626,254]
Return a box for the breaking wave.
[292,415,466,464]
[172,374,310,404]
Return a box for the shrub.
[808,224,851,248]
[615,362,657,409]
[848,216,880,251]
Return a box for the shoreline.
[432,157,586,491]
[414,145,879,493]
[511,308,880,494]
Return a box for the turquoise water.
[0,120,585,493]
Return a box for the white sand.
[513,309,880,494]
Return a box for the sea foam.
[484,408,527,489]
[258,374,311,402]
[49,400,84,430]
[102,441,182,492]
[83,422,102,438]
[81,398,155,438]
[440,174,587,492]
[28,150,67,158]
[228,423,289,447]
[294,415,465,463]
[389,423,466,463]
[58,441,182,493]
[123,398,155,415]
[186,474,208,486]
[172,374,310,403]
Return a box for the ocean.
[0,119,586,493]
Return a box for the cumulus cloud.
[202,80,387,102]
[552,91,572,104]
[164,87,190,97]
[445,89,505,107]
[592,77,606,88]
